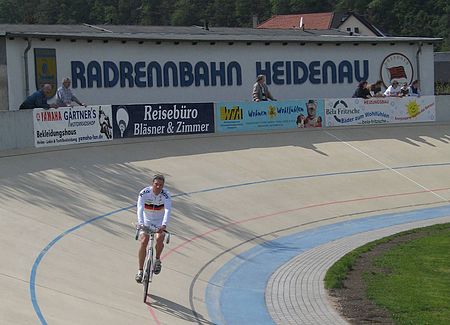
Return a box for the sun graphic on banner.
[268,105,277,119]
[406,100,420,118]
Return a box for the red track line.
[162,186,450,259]
[146,300,161,325]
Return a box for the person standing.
[369,80,385,97]
[400,82,409,96]
[384,80,402,97]
[19,84,58,109]
[252,75,275,102]
[408,80,420,97]
[56,77,85,107]
[352,80,371,99]
[135,174,172,282]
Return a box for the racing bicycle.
[135,225,171,303]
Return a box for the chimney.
[252,15,258,28]
[299,17,303,29]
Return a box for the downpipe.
[24,37,32,96]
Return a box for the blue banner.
[112,103,215,138]
[216,99,324,132]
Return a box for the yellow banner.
[34,48,57,97]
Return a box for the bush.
[435,81,450,95]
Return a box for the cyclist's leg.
[155,232,165,259]
[138,232,149,269]
[153,232,165,274]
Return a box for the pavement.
[0,122,449,325]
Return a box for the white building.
[0,24,441,111]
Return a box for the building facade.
[0,24,440,111]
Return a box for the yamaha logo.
[380,53,414,88]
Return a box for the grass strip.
[365,223,450,324]
[324,222,450,324]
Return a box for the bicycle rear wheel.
[143,249,153,303]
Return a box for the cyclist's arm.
[137,192,145,225]
[162,193,172,227]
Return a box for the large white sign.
[324,96,435,127]
[5,37,435,111]
[33,105,113,147]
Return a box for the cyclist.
[135,174,172,283]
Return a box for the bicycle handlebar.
[135,225,171,244]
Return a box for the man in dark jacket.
[19,84,58,109]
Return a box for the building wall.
[434,52,450,82]
[338,16,376,36]
[5,37,435,110]
[0,37,8,111]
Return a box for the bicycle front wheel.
[143,249,153,303]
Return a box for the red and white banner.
[324,96,435,127]
[33,105,113,147]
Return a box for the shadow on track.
[148,294,216,325]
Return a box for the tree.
[140,0,175,25]
[235,0,272,27]
[289,0,335,13]
[0,0,24,23]
[207,0,238,27]
[171,0,206,26]
[271,0,291,15]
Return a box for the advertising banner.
[216,99,324,132]
[34,48,57,97]
[33,105,113,147]
[324,96,435,127]
[111,103,214,138]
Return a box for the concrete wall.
[0,110,34,150]
[0,96,448,151]
[436,95,450,121]
[434,52,450,82]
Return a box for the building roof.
[258,12,386,37]
[0,24,441,44]
[257,12,333,30]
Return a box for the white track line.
[325,131,449,203]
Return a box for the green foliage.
[435,81,450,95]
[0,0,447,50]
[365,224,450,324]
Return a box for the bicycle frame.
[135,225,170,303]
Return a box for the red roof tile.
[257,12,334,30]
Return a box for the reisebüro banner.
[33,105,113,147]
[111,103,215,138]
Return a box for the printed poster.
[33,105,113,147]
[216,99,325,132]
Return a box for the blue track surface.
[206,205,450,325]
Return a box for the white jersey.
[137,186,172,227]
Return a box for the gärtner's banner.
[33,105,113,147]
[324,96,435,127]
[111,103,215,138]
[216,99,324,132]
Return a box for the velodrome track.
[1,123,449,325]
